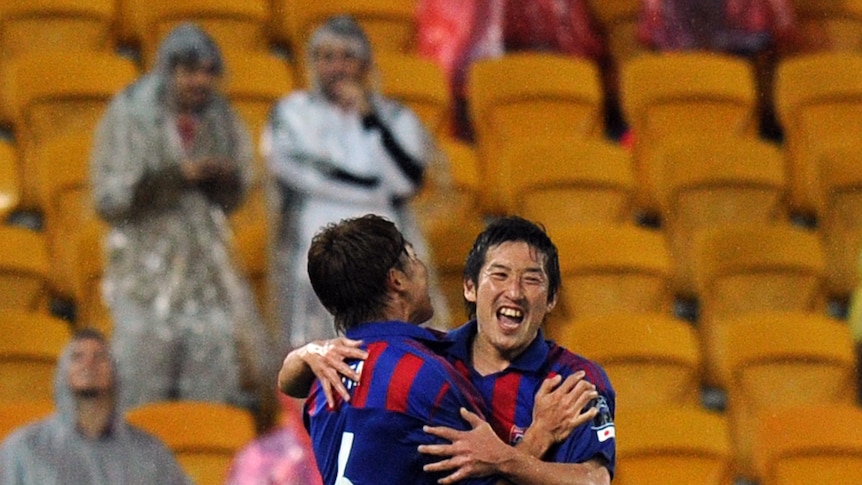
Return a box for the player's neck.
[470,338,513,376]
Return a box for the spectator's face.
[68,338,113,397]
[312,37,367,101]
[171,60,220,111]
[401,244,435,324]
[464,241,556,366]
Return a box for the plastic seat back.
[31,132,99,300]
[0,139,20,220]
[126,400,257,485]
[587,0,648,63]
[554,224,674,319]
[549,312,702,411]
[621,52,758,211]
[0,0,115,63]
[654,137,788,294]
[0,227,50,313]
[468,53,603,213]
[791,0,862,51]
[754,403,862,485]
[0,310,71,404]
[723,312,856,480]
[376,52,450,137]
[136,0,269,68]
[0,399,54,442]
[5,52,137,208]
[775,52,862,212]
[614,407,735,485]
[813,143,862,296]
[498,138,636,234]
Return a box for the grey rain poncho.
[0,338,191,485]
[89,24,275,410]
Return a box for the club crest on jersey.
[341,360,364,392]
[590,395,615,442]
[509,425,526,445]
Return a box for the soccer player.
[281,216,614,484]
[299,214,495,484]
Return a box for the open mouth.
[497,306,524,326]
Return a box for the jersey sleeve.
[552,366,616,477]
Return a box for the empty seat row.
[547,308,856,483]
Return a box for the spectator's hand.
[181,156,233,182]
[298,337,368,407]
[333,79,372,115]
[419,407,514,483]
[521,371,599,456]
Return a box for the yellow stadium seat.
[0,0,117,128]
[654,138,789,295]
[554,224,674,320]
[31,132,99,301]
[229,182,273,329]
[3,51,137,209]
[0,310,71,405]
[434,138,482,211]
[693,224,828,384]
[814,143,862,297]
[587,0,648,64]
[0,139,20,220]
[0,399,54,442]
[620,52,759,212]
[496,138,636,235]
[278,0,417,86]
[422,211,486,323]
[72,218,112,336]
[0,0,115,63]
[548,312,702,412]
[791,0,862,52]
[721,312,856,480]
[754,403,862,485]
[775,51,862,214]
[222,50,294,183]
[131,0,269,68]
[0,226,50,313]
[125,400,257,485]
[614,407,735,485]
[376,52,451,138]
[468,53,604,213]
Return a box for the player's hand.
[299,337,368,407]
[419,408,513,484]
[523,371,599,454]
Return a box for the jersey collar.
[447,320,550,373]
[345,320,451,349]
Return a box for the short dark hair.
[307,214,407,333]
[462,216,561,319]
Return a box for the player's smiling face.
[464,241,556,370]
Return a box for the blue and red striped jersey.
[446,321,617,477]
[304,321,497,485]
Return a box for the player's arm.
[277,337,368,406]
[517,372,598,458]
[420,408,610,485]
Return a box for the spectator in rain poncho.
[263,15,447,352]
[90,23,275,411]
[0,329,191,484]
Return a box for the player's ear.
[546,292,558,313]
[386,266,407,293]
[463,277,477,303]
